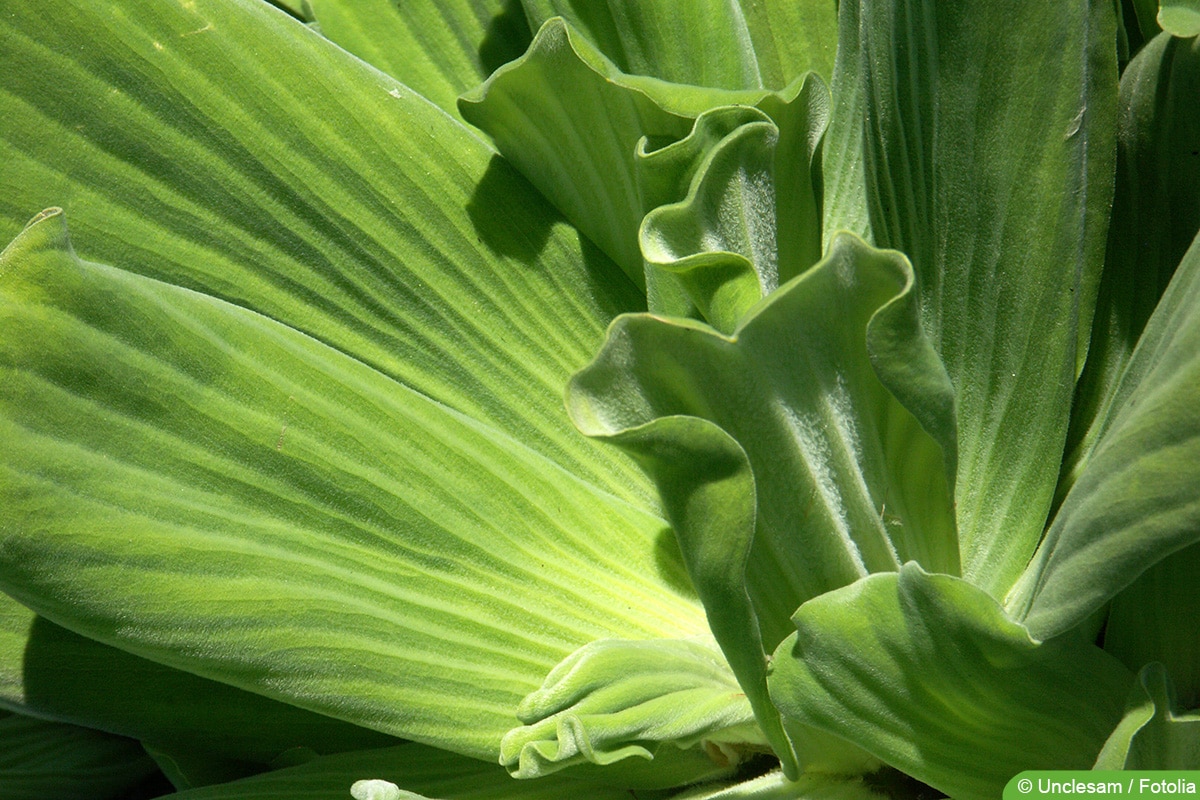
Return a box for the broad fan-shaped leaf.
[304,0,531,123]
[768,565,1132,800]
[840,0,1119,596]
[0,591,397,766]
[0,210,706,759]
[0,0,653,513]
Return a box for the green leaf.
[0,0,652,514]
[843,0,1120,596]
[1095,663,1200,768]
[638,109,780,332]
[1009,231,1200,640]
[0,590,397,765]
[460,18,819,291]
[1159,0,1200,36]
[304,0,532,123]
[567,234,957,776]
[164,742,648,800]
[768,565,1133,800]
[1060,31,1200,501]
[144,742,261,791]
[1104,543,1200,709]
[736,0,838,88]
[517,1,762,90]
[0,209,706,759]
[0,710,161,800]
[635,81,827,328]
[818,0,873,249]
[1127,0,1165,44]
[500,637,757,781]
[670,770,890,800]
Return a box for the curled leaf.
[500,637,759,782]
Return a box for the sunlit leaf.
[517,0,762,89]
[304,0,531,123]
[500,636,755,781]
[0,0,653,513]
[568,234,957,776]
[0,209,705,759]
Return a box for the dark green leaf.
[1061,32,1200,500]
[0,710,161,800]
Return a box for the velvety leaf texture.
[0,0,655,514]
[0,209,705,759]
[846,0,1119,597]
[768,565,1132,800]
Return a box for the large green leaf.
[567,234,957,776]
[0,590,396,765]
[304,0,531,123]
[768,565,1133,800]
[0,0,653,513]
[0,709,161,800]
[1009,231,1200,640]
[0,210,706,759]
[1061,31,1200,500]
[517,0,762,90]
[735,0,837,88]
[843,0,1119,596]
